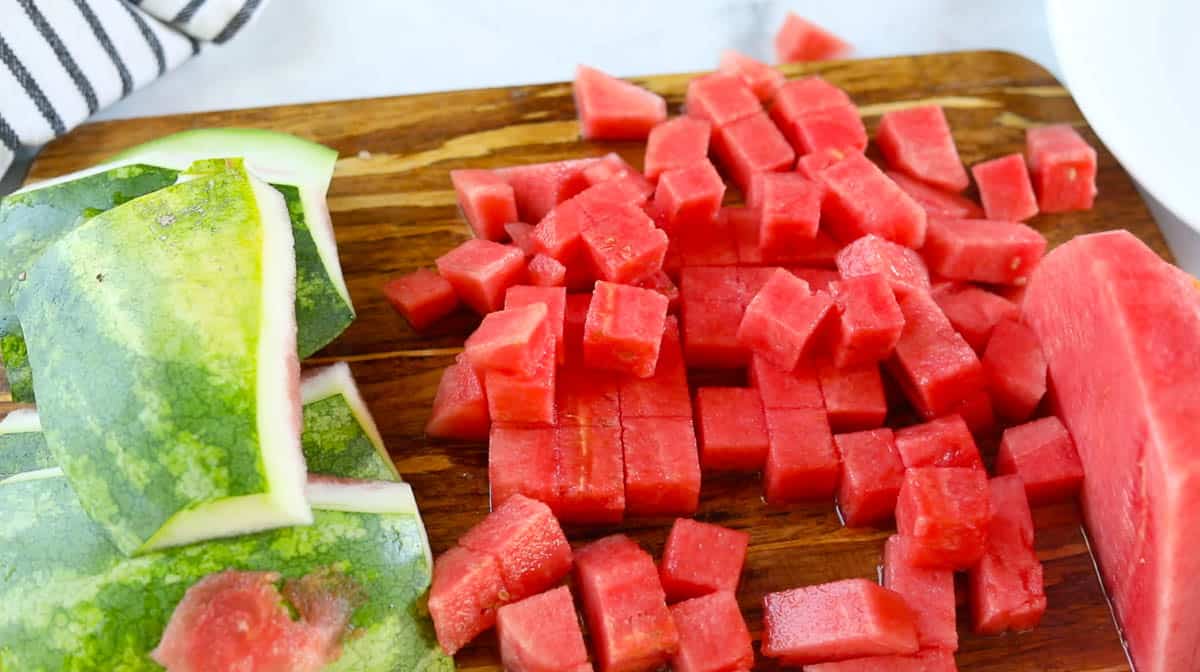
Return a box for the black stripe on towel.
[119,1,167,76]
[18,0,100,114]
[74,0,134,97]
[212,0,262,44]
[0,114,20,152]
[172,0,206,25]
[0,34,66,135]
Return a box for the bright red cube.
[774,12,852,63]
[876,105,969,192]
[750,355,824,410]
[580,204,669,284]
[489,424,556,508]
[459,494,573,601]
[583,281,669,378]
[696,387,769,470]
[681,295,748,369]
[484,342,556,425]
[426,356,490,440]
[759,173,823,260]
[645,116,712,182]
[659,518,750,602]
[816,359,888,432]
[498,158,596,223]
[505,222,536,257]
[829,274,905,368]
[532,199,589,262]
[685,72,762,128]
[505,285,567,363]
[436,239,527,314]
[497,586,592,672]
[465,302,551,376]
[654,160,727,231]
[836,428,904,527]
[931,283,1020,352]
[771,76,853,125]
[712,111,796,191]
[526,253,567,287]
[835,234,932,299]
[894,414,983,471]
[996,416,1083,505]
[886,169,984,219]
[738,268,834,371]
[973,153,1038,222]
[1025,124,1098,212]
[718,49,786,101]
[762,579,919,665]
[764,407,840,504]
[895,467,992,569]
[969,475,1046,634]
[451,168,519,241]
[619,317,692,419]
[428,545,509,655]
[982,318,1047,423]
[819,153,927,248]
[923,217,1047,286]
[783,104,868,156]
[804,650,958,672]
[574,64,667,140]
[556,366,621,427]
[554,424,626,524]
[383,268,459,331]
[883,535,958,651]
[622,417,702,517]
[670,591,755,672]
[887,291,986,419]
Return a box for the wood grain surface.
[3,51,1150,671]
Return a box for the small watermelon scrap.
[996,416,1083,505]
[669,591,755,672]
[968,475,1047,634]
[489,424,557,508]
[764,407,840,504]
[876,105,969,192]
[883,535,958,651]
[383,268,459,331]
[555,424,626,524]
[774,12,852,63]
[426,355,490,440]
[497,586,593,672]
[450,169,519,241]
[464,302,552,376]
[659,518,750,602]
[895,467,992,570]
[435,239,527,314]
[922,218,1047,286]
[804,649,958,672]
[829,274,905,368]
[738,268,834,371]
[1025,124,1098,212]
[835,234,932,299]
[429,546,510,656]
[819,154,927,249]
[696,387,769,471]
[718,49,786,101]
[982,318,1047,423]
[887,291,986,420]
[621,416,702,517]
[644,117,712,182]
[654,160,727,231]
[893,415,983,471]
[931,283,1020,353]
[527,253,567,287]
[972,153,1039,222]
[816,358,889,433]
[887,169,984,219]
[711,111,796,192]
[574,65,667,140]
[750,355,825,410]
[836,428,904,528]
[685,73,762,128]
[584,281,670,378]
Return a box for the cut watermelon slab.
[774,12,852,62]
[819,154,927,248]
[429,546,509,656]
[426,356,490,440]
[459,494,573,601]
[887,291,986,420]
[618,317,691,419]
[654,160,726,231]
[887,169,984,219]
[764,407,840,504]
[1025,124,1097,212]
[982,318,1047,423]
[554,424,626,524]
[759,173,823,261]
[489,424,556,508]
[836,428,904,527]
[719,49,785,101]
[996,416,1083,505]
[436,239,527,314]
[659,518,750,602]
[893,415,983,471]
[450,169,518,241]
[876,105,969,192]
[505,285,567,364]
[696,387,770,471]
[836,234,932,299]
[968,475,1046,634]
[584,281,669,378]
[896,467,991,570]
[817,359,888,433]
[685,73,762,128]
[804,649,958,672]
[738,269,834,371]
[622,417,702,517]
[931,283,1020,352]
[498,158,596,223]
[574,65,667,140]
[783,104,868,157]
[484,340,556,425]
[575,535,679,672]
[830,274,905,368]
[883,535,958,651]
[750,355,825,410]
[762,579,918,665]
[527,253,567,287]
[465,303,551,376]
[711,111,796,192]
[972,153,1038,222]
[497,586,592,672]
[670,591,755,672]
[922,218,1047,286]
[383,268,458,331]
[580,203,669,284]
[645,117,712,182]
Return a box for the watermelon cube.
[532,199,589,262]
[635,270,681,313]
[711,111,796,191]
[883,535,958,651]
[659,518,750,602]
[968,475,1046,634]
[887,169,984,219]
[795,146,853,181]
[383,268,459,331]
[498,158,596,223]
[996,416,1083,505]
[554,424,626,524]
[451,168,519,241]
[497,586,592,672]
[982,318,1047,423]
[583,281,669,378]
[576,177,653,216]
[505,222,537,257]
[426,356,490,440]
[574,64,667,140]
[836,428,904,527]
[973,153,1038,222]
[759,173,823,260]
[505,285,567,363]
[583,152,645,187]
[681,295,748,368]
[428,545,509,656]
[484,342,556,425]
[726,206,764,265]
[563,292,592,366]
[836,234,932,299]
[580,205,669,284]
[685,73,762,128]
[645,117,712,182]
[556,366,621,427]
[676,208,739,267]
[774,12,852,62]
[771,76,853,125]
[718,49,786,101]
[459,493,573,600]
[922,218,1047,286]
[489,424,557,508]
[819,154,927,248]
[1025,124,1098,212]
[931,283,1020,352]
[654,160,727,230]
[696,387,769,471]
[738,268,834,371]
[619,317,692,419]
[436,239,527,314]
[887,291,986,419]
[750,355,825,410]
[783,104,868,156]
[465,303,552,376]
[876,106,969,192]
[804,650,958,672]
[895,467,991,569]
[622,417,702,516]
[575,535,679,671]
[669,591,755,672]
[761,579,919,665]
[816,359,888,432]
[893,415,983,471]
[764,407,840,504]
[829,274,905,368]
[526,253,567,287]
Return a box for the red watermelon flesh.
[684,72,762,128]
[505,285,567,363]
[931,283,1020,353]
[759,173,823,260]
[830,273,905,368]
[820,154,927,248]
[804,649,958,672]
[669,591,755,672]
[383,268,459,332]
[816,358,888,433]
[772,230,842,268]
[783,104,868,156]
[886,169,984,219]
[774,12,852,63]
[464,303,551,376]
[584,281,669,378]
[450,169,519,241]
[982,318,1047,423]
[676,205,739,267]
[1025,124,1097,212]
[556,366,621,427]
[644,116,712,182]
[764,407,840,504]
[563,292,592,366]
[435,239,527,314]
[576,175,654,214]
[711,111,796,192]
[459,493,573,601]
[527,253,567,287]
[554,424,626,524]
[575,535,680,672]
[635,269,681,313]
[789,267,841,294]
[922,218,1047,286]
[969,475,1046,634]
[580,203,669,284]
[505,222,536,257]
[954,388,996,436]
[498,158,597,223]
[696,387,769,471]
[836,234,931,299]
[484,339,556,425]
[659,518,750,602]
[718,49,786,101]
[618,317,692,419]
[796,147,852,181]
[887,291,986,420]
[761,579,919,665]
[574,64,667,140]
[772,77,853,117]
[497,586,592,672]
[895,467,991,570]
[883,535,958,651]
[750,355,825,410]
[727,206,765,265]
[876,105,969,192]
[426,356,490,440]
[621,417,702,517]
[996,416,1084,505]
[654,160,727,230]
[893,415,983,471]
[532,199,589,262]
[681,294,748,368]
[972,153,1038,222]
[428,546,510,656]
[738,269,834,371]
[489,424,557,508]
[836,428,904,527]
[582,152,641,186]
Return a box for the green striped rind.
[14,160,311,555]
[0,408,51,479]
[0,472,450,671]
[0,314,33,403]
[301,362,400,482]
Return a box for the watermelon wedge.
[574,65,667,140]
[774,12,852,62]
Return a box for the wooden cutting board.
[4,51,1153,671]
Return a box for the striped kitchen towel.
[0,0,269,176]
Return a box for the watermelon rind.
[301,362,400,482]
[13,160,311,555]
[0,408,52,479]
